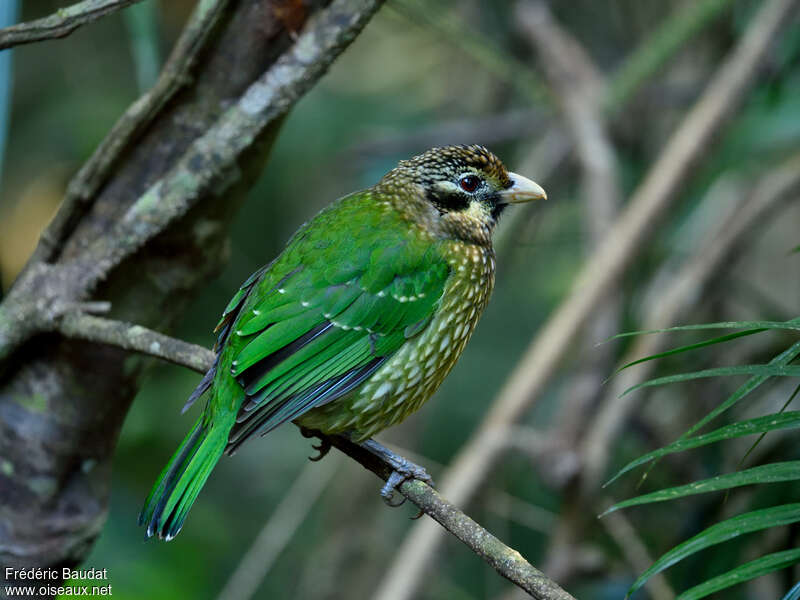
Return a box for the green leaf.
[628,503,800,597]
[622,364,800,397]
[615,329,766,374]
[675,548,800,600]
[684,340,800,437]
[607,341,800,487]
[735,383,800,471]
[610,318,800,341]
[606,411,800,485]
[603,461,800,515]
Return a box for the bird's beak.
[500,172,547,204]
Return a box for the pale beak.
[500,172,547,204]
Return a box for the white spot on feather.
[439,334,451,352]
[373,382,393,399]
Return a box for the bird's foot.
[309,438,331,462]
[299,427,332,461]
[358,438,434,507]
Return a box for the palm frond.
[627,504,800,597]
[676,549,800,600]
[606,319,800,598]
[603,461,800,515]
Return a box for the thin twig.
[372,2,798,598]
[58,313,214,373]
[0,0,144,51]
[512,5,627,584]
[54,316,576,600]
[325,436,577,600]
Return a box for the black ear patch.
[426,186,470,213]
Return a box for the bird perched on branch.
[140,145,546,540]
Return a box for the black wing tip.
[139,508,184,542]
[182,358,219,414]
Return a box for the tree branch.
[372,1,800,598]
[55,316,576,600]
[24,0,232,271]
[0,0,145,51]
[58,313,215,373]
[0,0,385,361]
[0,0,386,576]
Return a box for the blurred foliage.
[0,1,799,599]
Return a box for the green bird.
[140,145,546,540]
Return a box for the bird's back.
[212,190,496,444]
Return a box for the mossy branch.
[0,0,386,575]
[0,0,385,363]
[55,313,576,600]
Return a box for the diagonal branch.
[372,1,799,598]
[512,4,635,591]
[515,0,623,460]
[0,0,385,364]
[54,314,576,600]
[24,0,232,270]
[0,0,387,575]
[581,151,800,492]
[0,0,145,51]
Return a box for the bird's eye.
[459,175,481,193]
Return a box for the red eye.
[459,175,481,193]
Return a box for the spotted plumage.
[140,145,546,540]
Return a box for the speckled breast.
[298,242,496,440]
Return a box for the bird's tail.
[139,415,229,540]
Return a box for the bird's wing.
[221,203,450,452]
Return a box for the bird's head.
[376,145,546,246]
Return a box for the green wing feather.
[141,191,452,539]
[220,192,451,452]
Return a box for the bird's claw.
[379,460,434,508]
[381,471,409,507]
[355,437,434,507]
[300,427,332,461]
[308,438,331,462]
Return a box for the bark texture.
[0,0,383,578]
